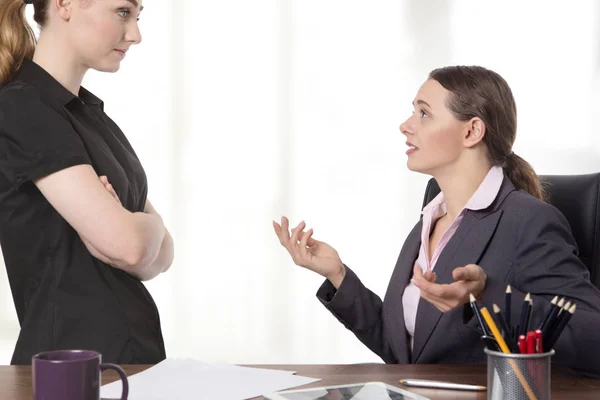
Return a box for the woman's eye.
[117,9,130,18]
[420,110,428,118]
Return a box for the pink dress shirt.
[402,165,504,350]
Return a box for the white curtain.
[1,0,599,364]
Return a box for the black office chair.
[421,173,600,289]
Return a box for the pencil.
[538,296,558,330]
[541,297,564,341]
[505,285,512,331]
[481,307,510,353]
[493,304,517,353]
[546,303,576,350]
[558,300,571,318]
[519,293,531,336]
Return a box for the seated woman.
[273,65,600,377]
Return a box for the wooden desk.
[2,364,599,400]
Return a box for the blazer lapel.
[384,220,422,364]
[411,208,504,363]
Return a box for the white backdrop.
[1,0,599,364]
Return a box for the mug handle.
[100,363,129,400]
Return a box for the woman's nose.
[400,117,413,136]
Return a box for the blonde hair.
[0,0,37,86]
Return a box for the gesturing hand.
[412,263,487,312]
[273,216,346,288]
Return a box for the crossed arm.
[35,164,174,281]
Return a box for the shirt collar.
[14,60,104,109]
[422,187,446,214]
[79,86,104,109]
[465,165,504,210]
[422,165,505,215]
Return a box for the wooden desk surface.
[2,363,599,400]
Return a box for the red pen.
[526,331,536,354]
[535,329,543,353]
[518,334,527,354]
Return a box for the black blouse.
[0,60,166,365]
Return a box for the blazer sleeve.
[481,203,600,377]
[316,266,398,363]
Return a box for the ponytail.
[503,152,546,201]
[429,66,546,202]
[0,0,36,86]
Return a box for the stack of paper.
[101,359,320,400]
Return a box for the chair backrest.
[421,173,600,289]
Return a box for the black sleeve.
[481,203,600,377]
[0,83,91,189]
[316,266,398,363]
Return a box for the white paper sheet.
[101,359,320,400]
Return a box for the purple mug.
[32,349,128,400]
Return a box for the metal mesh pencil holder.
[485,348,555,400]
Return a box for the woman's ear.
[55,0,74,22]
[464,117,486,148]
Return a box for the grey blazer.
[317,175,600,377]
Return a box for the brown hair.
[0,0,49,86]
[429,65,546,200]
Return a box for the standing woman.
[0,0,174,364]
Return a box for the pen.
[535,329,543,353]
[538,296,558,331]
[469,293,490,337]
[518,334,527,354]
[399,379,486,391]
[481,335,500,352]
[526,331,536,354]
[524,297,533,334]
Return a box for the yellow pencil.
[481,307,537,400]
[481,307,511,353]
